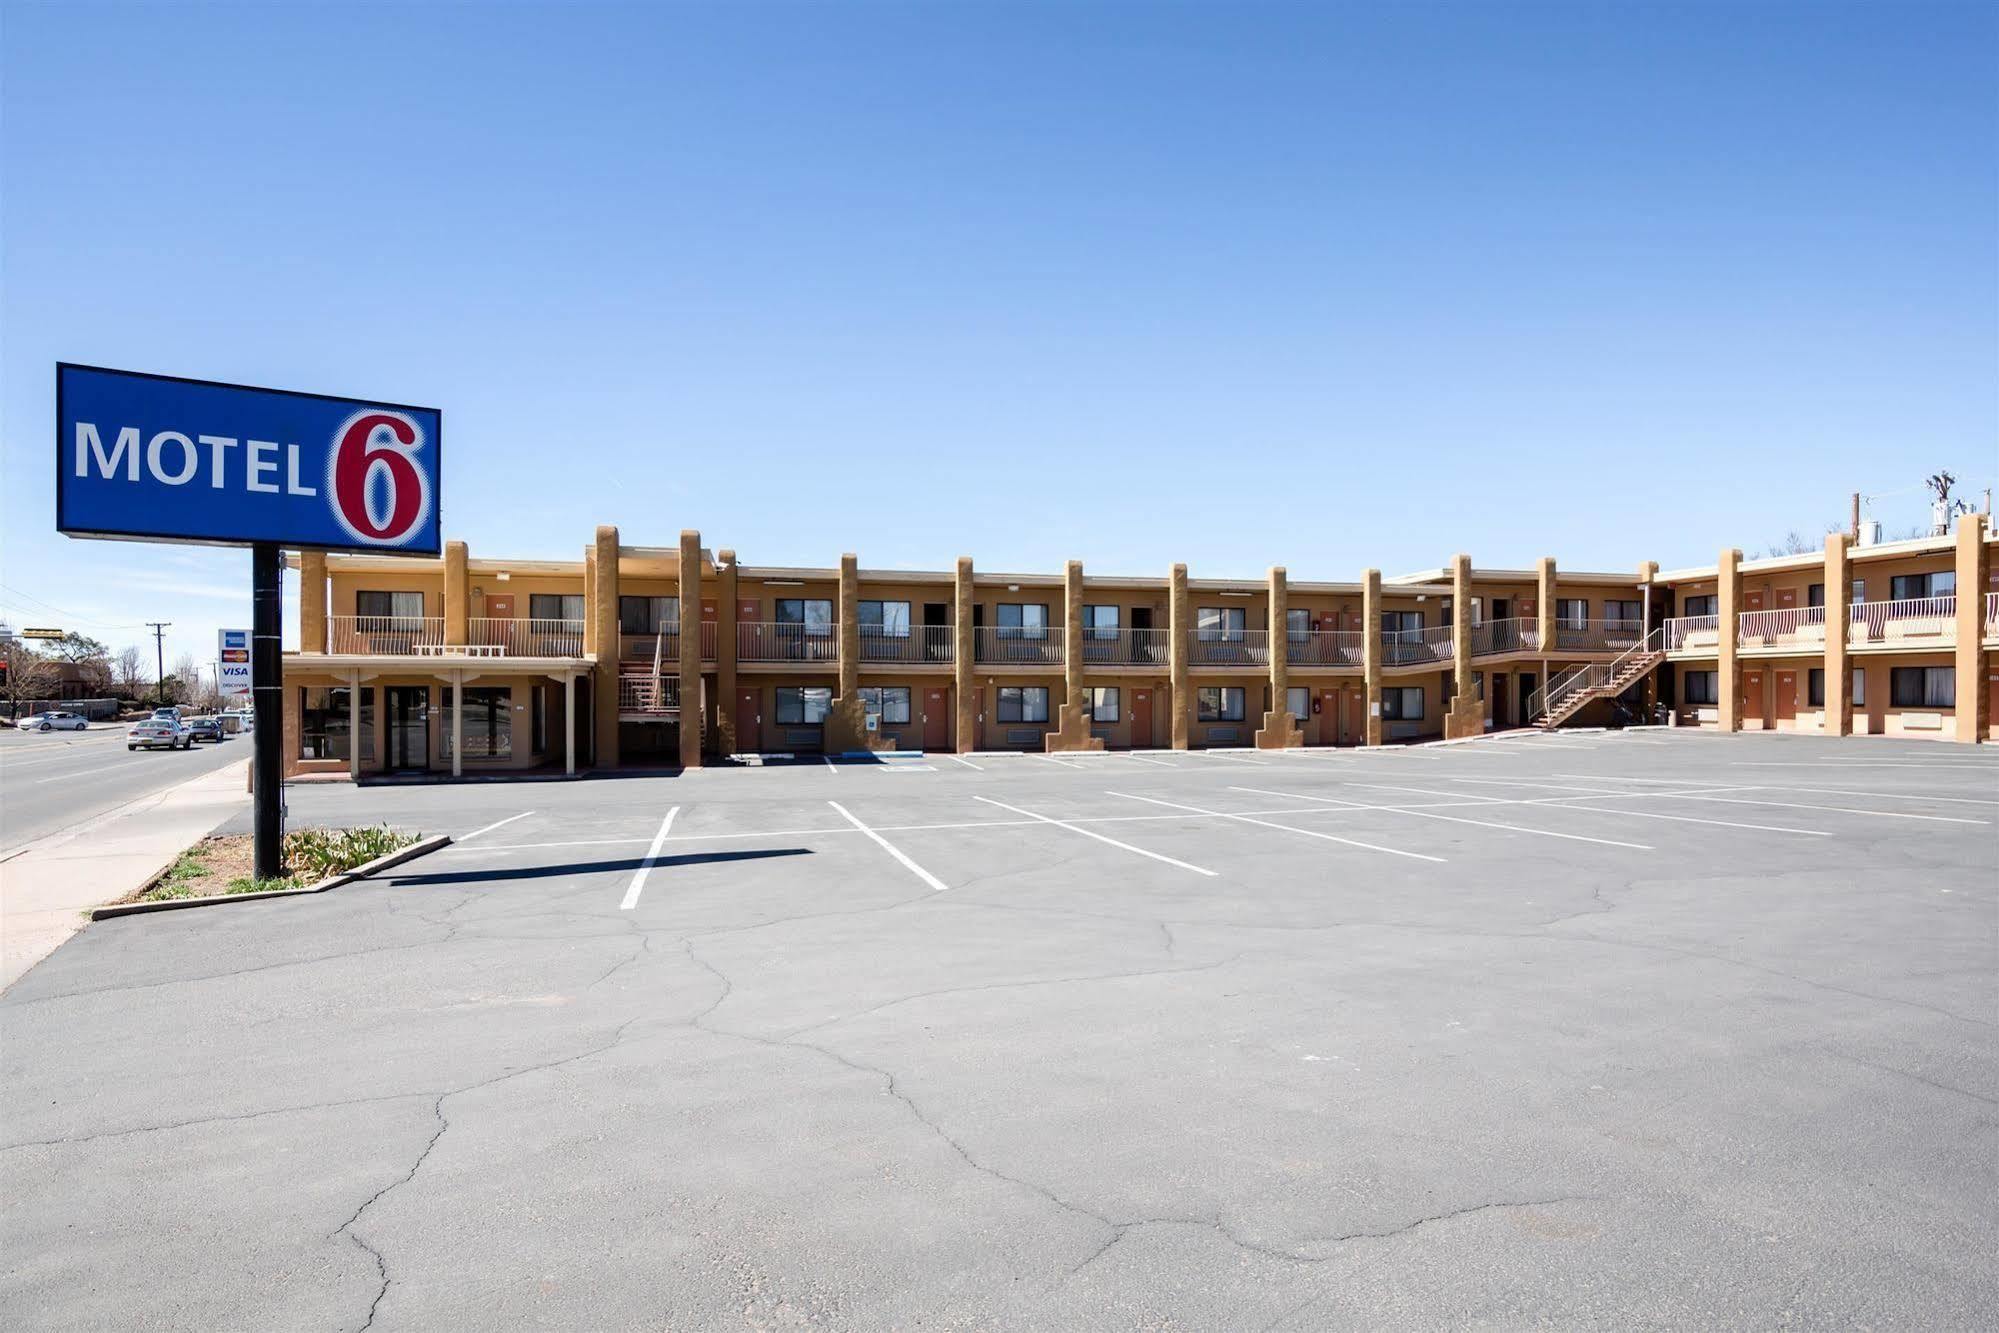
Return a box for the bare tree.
[113,646,147,696]
[3,645,63,716]
[167,652,202,705]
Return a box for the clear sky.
[3,1,1993,672]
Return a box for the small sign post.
[57,364,442,879]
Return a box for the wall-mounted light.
[1006,584,1020,592]
[496,571,511,582]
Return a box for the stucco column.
[450,670,463,779]
[1444,553,1481,739]
[1824,534,1851,736]
[1954,513,1987,743]
[1045,559,1105,752]
[583,545,597,656]
[678,529,702,768]
[348,669,362,781]
[301,550,328,652]
[1535,556,1557,671]
[715,548,738,757]
[592,525,620,769]
[1638,561,1660,716]
[564,672,576,775]
[822,553,868,754]
[1362,568,1383,746]
[1717,547,1743,732]
[444,540,468,643]
[1168,563,1191,750]
[1254,566,1303,748]
[953,557,975,752]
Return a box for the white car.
[129,718,193,751]
[21,711,88,732]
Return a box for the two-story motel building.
[280,517,1999,779]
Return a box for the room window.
[1604,599,1641,626]
[997,686,1049,723]
[1889,666,1954,708]
[356,590,424,621]
[1287,609,1311,643]
[775,687,833,724]
[1851,667,1866,706]
[858,601,911,638]
[1555,598,1589,628]
[1197,607,1246,642]
[996,604,1050,640]
[1684,671,1718,705]
[1889,572,1954,601]
[1683,594,1717,618]
[1381,686,1424,720]
[1085,686,1120,722]
[1082,605,1120,640]
[299,687,374,761]
[1286,686,1310,719]
[528,593,585,622]
[619,596,678,635]
[858,686,911,724]
[1380,610,1423,635]
[1806,584,1824,609]
[1850,579,1866,605]
[1808,669,1825,707]
[776,599,834,636]
[1196,686,1246,722]
[443,687,511,759]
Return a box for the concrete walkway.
[0,760,250,990]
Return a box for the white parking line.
[1228,786,1655,850]
[1123,753,1179,768]
[1548,773,1990,823]
[823,755,838,774]
[458,811,534,843]
[619,806,681,910]
[973,795,1218,876]
[1109,791,1445,862]
[1188,751,1267,765]
[829,800,949,892]
[946,754,985,771]
[1036,753,1086,770]
[1479,771,1999,807]
[1327,776,1834,836]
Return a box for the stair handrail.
[1531,626,1666,723]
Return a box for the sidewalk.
[0,760,250,990]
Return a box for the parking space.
[4,730,1996,1327]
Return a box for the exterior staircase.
[618,633,680,719]
[1528,627,1666,730]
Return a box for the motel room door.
[922,688,950,751]
[736,688,760,754]
[1130,688,1153,748]
[1775,670,1797,727]
[485,594,514,621]
[1742,670,1764,728]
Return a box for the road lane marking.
[828,800,949,892]
[32,761,141,785]
[458,811,534,843]
[973,795,1218,876]
[620,805,682,910]
[1227,785,1655,850]
[1108,791,1445,862]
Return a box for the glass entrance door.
[386,686,429,770]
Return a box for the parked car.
[20,711,88,732]
[129,717,193,751]
[184,716,227,743]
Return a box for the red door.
[1775,670,1796,725]
[486,594,514,620]
[736,688,760,753]
[1130,689,1153,748]
[923,688,949,751]
[1745,590,1765,612]
[1742,671,1764,726]
[1776,588,1796,610]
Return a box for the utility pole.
[146,621,171,706]
[1850,492,1860,540]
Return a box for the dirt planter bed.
[93,832,452,919]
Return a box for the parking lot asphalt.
[3,730,1995,1329]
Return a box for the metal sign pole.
[252,543,284,879]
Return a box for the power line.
[0,582,146,631]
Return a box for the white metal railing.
[1080,627,1171,667]
[1188,628,1269,667]
[1554,618,1644,652]
[1528,626,1664,722]
[740,621,839,664]
[618,673,680,713]
[1380,624,1452,666]
[1471,618,1537,657]
[467,617,586,657]
[1848,596,1955,645]
[327,615,446,655]
[1736,605,1827,647]
[1289,629,1364,668]
[1987,592,1998,640]
[1663,614,1721,653]
[975,625,1064,666]
[860,625,955,664]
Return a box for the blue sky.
[3,1,1993,671]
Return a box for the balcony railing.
[1554,618,1644,653]
[467,618,586,657]
[1737,605,1826,648]
[1988,592,1999,641]
[1849,596,1954,646]
[1080,627,1171,667]
[1187,629,1269,668]
[740,622,839,664]
[1664,614,1720,653]
[618,673,680,714]
[974,626,1064,666]
[1288,630,1364,668]
[622,629,678,662]
[859,625,955,664]
[327,616,446,655]
[1470,618,1539,657]
[1381,624,1453,666]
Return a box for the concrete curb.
[91,834,453,920]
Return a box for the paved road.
[4,731,1995,1329]
[0,724,245,855]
